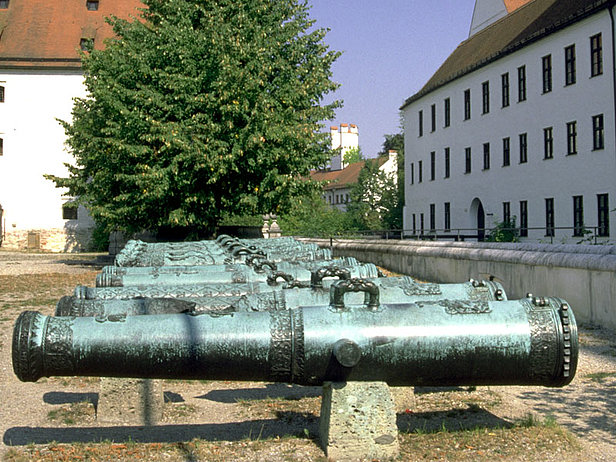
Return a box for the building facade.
[402,0,615,243]
[329,123,359,171]
[0,0,142,251]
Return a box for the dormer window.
[80,38,94,51]
[86,0,99,10]
[0,1,9,9]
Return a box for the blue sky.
[309,1,476,157]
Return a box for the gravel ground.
[0,250,615,461]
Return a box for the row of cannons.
[12,235,578,459]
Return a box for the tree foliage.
[347,158,399,230]
[342,146,363,166]
[47,0,340,239]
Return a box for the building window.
[519,200,528,237]
[420,213,425,234]
[410,163,414,185]
[86,0,99,10]
[80,38,94,51]
[519,133,527,163]
[0,0,9,8]
[0,137,3,156]
[482,81,490,114]
[0,85,4,102]
[444,147,450,178]
[418,160,423,183]
[545,198,555,237]
[444,202,451,232]
[430,104,436,132]
[592,114,604,150]
[503,202,511,224]
[62,203,78,220]
[565,44,576,85]
[573,195,584,236]
[501,72,510,107]
[412,214,417,234]
[430,151,436,180]
[444,98,451,127]
[429,204,436,232]
[567,121,577,155]
[463,89,471,120]
[517,65,526,102]
[598,194,610,237]
[418,110,423,137]
[464,147,471,174]
[543,127,553,159]
[483,142,490,170]
[502,137,510,166]
[590,33,603,77]
[542,55,552,93]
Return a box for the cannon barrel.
[57,277,505,317]
[14,282,576,387]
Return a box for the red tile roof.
[401,0,611,109]
[504,0,534,12]
[310,157,388,191]
[0,0,144,69]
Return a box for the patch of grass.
[584,371,616,383]
[165,403,197,419]
[400,419,580,461]
[46,401,95,425]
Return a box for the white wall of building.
[329,123,359,170]
[403,10,616,244]
[0,69,94,249]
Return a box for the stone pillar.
[97,378,164,425]
[319,381,400,461]
[268,215,281,238]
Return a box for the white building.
[329,123,359,171]
[0,0,142,251]
[402,0,615,243]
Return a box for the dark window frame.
[464,147,472,174]
[592,114,604,150]
[430,151,436,181]
[543,127,553,159]
[86,0,99,11]
[545,198,555,237]
[430,104,436,132]
[567,121,577,155]
[482,80,490,114]
[62,203,78,220]
[0,85,4,103]
[590,33,603,77]
[418,160,423,183]
[573,195,584,237]
[542,54,552,93]
[598,193,610,237]
[502,137,510,166]
[501,72,510,107]
[517,65,526,102]
[418,110,423,137]
[519,200,528,237]
[444,98,451,127]
[0,0,9,9]
[410,163,414,185]
[483,142,490,170]
[444,202,451,232]
[464,89,471,120]
[429,204,436,232]
[503,201,511,224]
[565,44,576,85]
[519,133,527,163]
[444,147,450,178]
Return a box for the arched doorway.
[470,198,485,241]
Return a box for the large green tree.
[48,0,340,239]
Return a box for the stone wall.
[1,226,94,252]
[300,238,616,330]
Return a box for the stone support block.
[319,381,399,461]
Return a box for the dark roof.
[401,0,614,109]
[0,0,143,69]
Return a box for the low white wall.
[300,238,616,330]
